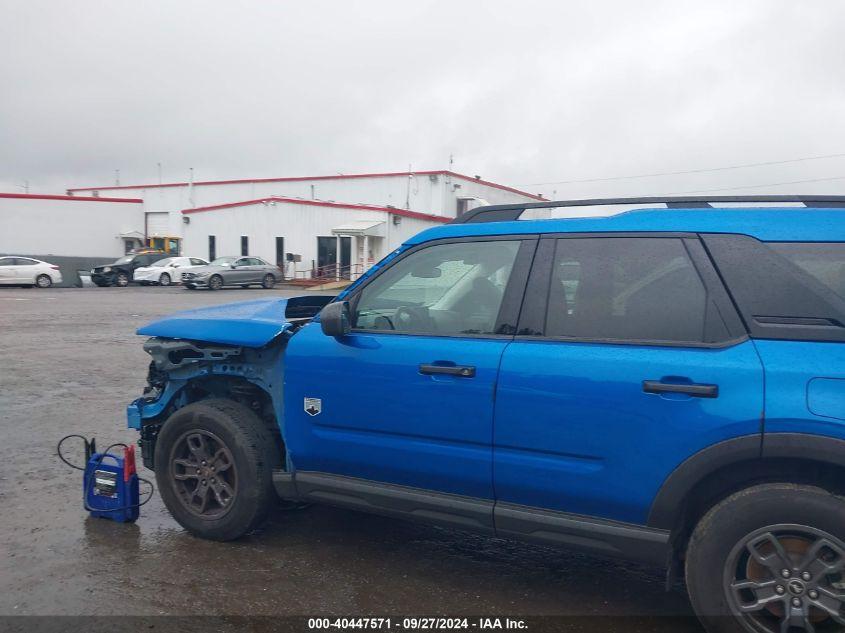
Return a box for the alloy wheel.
[725,524,845,632]
[169,429,237,519]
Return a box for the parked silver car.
[181,256,279,290]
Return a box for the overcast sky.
[2,0,845,200]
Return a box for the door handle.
[419,364,476,378]
[642,380,718,398]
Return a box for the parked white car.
[0,256,63,288]
[132,256,209,286]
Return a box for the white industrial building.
[2,170,542,286]
[0,192,146,285]
[180,196,450,281]
[66,170,544,276]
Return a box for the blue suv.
[127,196,845,633]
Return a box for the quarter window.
[546,238,707,343]
[767,242,845,301]
[353,240,521,336]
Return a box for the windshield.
[114,255,135,265]
[210,257,236,266]
[151,258,173,267]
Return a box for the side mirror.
[320,301,351,337]
[230,263,237,268]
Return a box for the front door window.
[353,240,521,336]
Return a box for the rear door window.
[545,237,708,343]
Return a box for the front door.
[284,238,534,514]
[493,235,764,527]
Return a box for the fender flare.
[647,433,845,530]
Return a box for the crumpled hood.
[136,295,334,348]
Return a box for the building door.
[317,237,337,277]
[340,237,351,277]
[275,237,285,267]
[208,236,216,262]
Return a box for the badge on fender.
[304,397,322,416]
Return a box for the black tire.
[35,274,53,288]
[116,271,130,287]
[155,399,280,541]
[159,272,171,287]
[262,274,276,289]
[208,275,223,291]
[686,483,845,633]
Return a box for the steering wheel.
[393,306,431,332]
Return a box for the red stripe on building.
[0,192,143,203]
[67,170,545,201]
[181,196,451,223]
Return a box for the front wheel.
[208,275,223,291]
[35,274,52,288]
[116,272,129,287]
[154,399,280,541]
[159,272,171,286]
[686,483,845,633]
[262,274,276,289]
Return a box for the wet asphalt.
[0,286,702,631]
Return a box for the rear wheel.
[155,399,280,541]
[208,275,223,291]
[116,271,129,287]
[262,274,276,289]
[159,272,171,286]
[686,483,845,633]
[35,274,52,288]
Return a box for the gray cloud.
[1,0,844,199]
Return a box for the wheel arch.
[649,432,845,549]
[141,374,284,471]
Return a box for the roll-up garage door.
[146,212,169,236]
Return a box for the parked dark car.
[90,250,166,287]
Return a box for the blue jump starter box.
[84,445,140,523]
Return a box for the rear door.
[14,258,39,283]
[230,257,253,284]
[492,234,764,529]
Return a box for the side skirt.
[273,470,670,566]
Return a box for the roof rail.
[452,195,845,224]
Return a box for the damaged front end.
[126,295,333,470]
